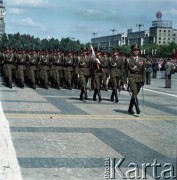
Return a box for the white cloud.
[77,8,102,18]
[8,8,24,15]
[18,17,47,31]
[169,9,177,15]
[6,0,52,8]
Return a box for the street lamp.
[71,37,75,53]
[136,23,144,46]
[92,32,97,46]
[110,29,117,48]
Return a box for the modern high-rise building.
[0,0,5,39]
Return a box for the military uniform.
[110,50,123,103]
[127,45,145,114]
[99,52,110,91]
[78,50,91,100]
[16,49,27,88]
[3,48,15,88]
[65,52,74,90]
[28,49,39,89]
[40,50,51,89]
[50,51,62,89]
[92,51,103,102]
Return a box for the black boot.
[32,83,36,89]
[128,98,135,114]
[114,89,119,103]
[93,89,98,101]
[84,89,88,100]
[134,98,141,114]
[110,90,115,101]
[80,87,84,100]
[9,83,12,89]
[98,89,102,102]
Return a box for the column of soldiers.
[0,44,145,114]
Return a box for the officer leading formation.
[0,45,176,115]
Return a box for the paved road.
[0,72,177,180]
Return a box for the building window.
[159,38,161,40]
[168,38,170,40]
[164,30,166,32]
[159,41,161,44]
[159,30,161,32]
[168,30,171,32]
[174,34,176,36]
[163,41,166,44]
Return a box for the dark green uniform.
[92,53,103,102]
[110,53,123,103]
[3,49,15,88]
[16,50,27,88]
[127,44,146,114]
[78,51,91,100]
[65,53,74,90]
[99,53,110,91]
[28,51,39,89]
[40,51,50,89]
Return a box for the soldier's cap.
[131,44,139,51]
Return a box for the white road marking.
[0,101,23,180]
[144,88,177,98]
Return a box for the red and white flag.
[90,45,95,58]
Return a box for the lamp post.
[71,37,75,53]
[92,32,97,47]
[136,23,144,46]
[110,29,117,48]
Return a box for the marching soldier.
[28,49,39,89]
[65,51,74,90]
[51,50,63,90]
[0,49,4,77]
[40,50,51,89]
[100,52,110,91]
[127,44,145,114]
[78,48,91,100]
[120,53,128,90]
[16,48,27,88]
[110,48,123,103]
[3,47,15,88]
[92,50,104,102]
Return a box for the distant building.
[0,0,5,39]
[91,12,176,49]
[91,33,127,51]
[149,12,173,45]
[126,28,149,46]
[172,29,177,44]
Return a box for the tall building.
[172,29,177,44]
[149,12,173,45]
[0,0,5,39]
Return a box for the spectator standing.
[164,58,173,88]
[151,59,158,78]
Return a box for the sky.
[3,0,177,43]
